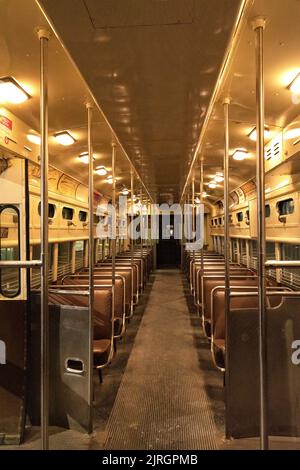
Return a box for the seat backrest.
[203,277,258,321]
[62,277,124,319]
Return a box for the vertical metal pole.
[130,168,134,267]
[200,158,204,276]
[87,102,94,433]
[37,27,50,451]
[223,98,231,438]
[252,16,268,450]
[140,187,143,279]
[111,143,116,344]
[192,175,195,263]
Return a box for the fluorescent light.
[0,76,30,104]
[121,188,129,196]
[248,126,270,142]
[54,130,76,146]
[106,175,113,184]
[27,133,41,145]
[95,165,107,175]
[283,128,300,140]
[232,149,248,161]
[214,174,224,183]
[288,72,300,94]
[208,181,217,189]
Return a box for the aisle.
[104,269,221,450]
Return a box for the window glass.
[277,199,294,216]
[237,212,243,222]
[79,210,87,222]
[0,205,20,297]
[62,207,74,220]
[265,205,271,218]
[281,243,300,289]
[38,202,56,218]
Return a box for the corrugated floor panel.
[104,269,221,450]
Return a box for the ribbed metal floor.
[104,270,221,450]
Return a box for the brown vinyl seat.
[62,276,124,336]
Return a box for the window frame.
[0,204,21,298]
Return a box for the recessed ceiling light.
[54,130,76,146]
[0,76,31,104]
[78,151,95,164]
[248,126,270,141]
[121,188,129,196]
[27,133,41,145]
[208,181,217,189]
[195,197,201,204]
[95,165,107,175]
[202,192,208,198]
[232,149,248,161]
[106,175,113,184]
[288,72,300,94]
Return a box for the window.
[211,219,214,227]
[265,205,271,218]
[0,205,20,298]
[281,243,300,289]
[277,198,294,216]
[75,241,84,270]
[250,240,258,270]
[62,207,74,220]
[79,210,87,222]
[94,214,100,224]
[229,214,233,224]
[237,212,243,222]
[218,218,222,226]
[38,202,56,218]
[58,242,72,277]
[240,239,247,265]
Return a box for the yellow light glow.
[214,175,224,183]
[232,149,248,161]
[78,152,95,164]
[283,128,300,140]
[0,77,30,104]
[208,181,217,189]
[54,131,76,146]
[95,165,107,176]
[248,127,270,142]
[27,133,41,145]
[121,189,129,196]
[106,176,113,184]
[288,72,300,94]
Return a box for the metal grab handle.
[230,290,300,297]
[0,260,42,267]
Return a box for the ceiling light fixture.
[27,133,41,145]
[283,128,300,140]
[106,175,113,184]
[78,152,95,164]
[232,149,248,161]
[94,165,107,175]
[288,72,300,95]
[0,76,31,104]
[121,188,129,196]
[54,130,76,146]
[214,174,224,183]
[208,181,217,189]
[248,126,270,142]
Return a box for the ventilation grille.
[265,135,282,161]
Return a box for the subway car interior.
[2,0,300,453]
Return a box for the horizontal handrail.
[0,260,42,267]
[230,290,300,297]
[48,288,89,296]
[265,260,300,268]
